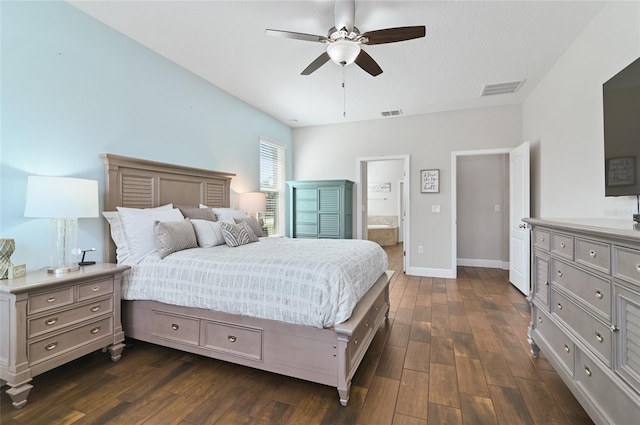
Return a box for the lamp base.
[47,264,80,274]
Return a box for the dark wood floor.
[1,243,594,425]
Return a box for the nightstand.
[0,263,130,408]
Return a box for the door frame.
[356,155,410,272]
[451,148,512,278]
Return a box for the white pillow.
[102,204,173,265]
[191,219,225,247]
[117,206,184,263]
[212,207,247,222]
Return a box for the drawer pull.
[557,270,563,277]
[564,344,570,353]
[354,337,358,345]
[589,250,596,258]
[45,342,58,351]
[228,335,237,343]
[540,236,545,242]
[636,262,640,274]
[560,242,566,248]
[584,365,592,377]
[90,305,100,312]
[595,331,604,343]
[47,297,56,303]
[595,289,603,299]
[92,286,100,292]
[365,321,369,328]
[45,317,58,326]
[545,281,549,286]
[90,326,101,334]
[171,324,179,331]
[538,316,543,323]
[557,303,563,310]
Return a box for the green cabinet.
[287,180,354,239]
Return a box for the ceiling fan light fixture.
[327,39,360,66]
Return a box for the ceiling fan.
[265,0,425,77]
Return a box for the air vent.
[381,109,403,117]
[480,80,525,96]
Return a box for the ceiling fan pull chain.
[343,68,347,118]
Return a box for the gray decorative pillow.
[179,207,216,221]
[154,219,198,258]
[220,221,259,247]
[234,217,264,237]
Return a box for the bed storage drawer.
[152,311,200,346]
[201,320,262,361]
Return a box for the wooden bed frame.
[100,154,391,406]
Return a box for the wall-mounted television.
[603,56,640,200]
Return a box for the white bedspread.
[121,238,388,328]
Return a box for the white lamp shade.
[238,192,267,213]
[25,176,99,218]
[327,39,361,66]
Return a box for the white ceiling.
[68,0,606,128]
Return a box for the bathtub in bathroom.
[367,224,398,246]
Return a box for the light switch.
[494,204,500,212]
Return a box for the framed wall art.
[421,169,439,193]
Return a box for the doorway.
[356,155,410,272]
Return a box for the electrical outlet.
[418,245,424,254]
[432,205,441,213]
[494,204,500,212]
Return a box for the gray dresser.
[524,218,640,424]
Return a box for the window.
[260,138,286,237]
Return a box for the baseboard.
[457,258,509,270]
[405,266,455,278]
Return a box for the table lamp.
[238,192,267,218]
[24,176,99,274]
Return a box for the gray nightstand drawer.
[551,233,574,260]
[29,316,113,366]
[28,297,113,338]
[613,245,640,286]
[77,278,113,301]
[575,238,610,274]
[28,287,74,315]
[551,258,611,320]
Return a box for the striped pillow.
[154,219,198,258]
[220,221,259,247]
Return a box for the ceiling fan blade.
[355,50,383,77]
[265,29,329,43]
[334,0,355,32]
[301,52,331,75]
[362,26,426,45]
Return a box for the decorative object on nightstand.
[79,248,96,266]
[0,238,15,279]
[0,263,130,408]
[24,176,99,274]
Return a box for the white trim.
[457,258,509,270]
[451,147,512,279]
[406,266,455,279]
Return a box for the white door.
[509,142,530,295]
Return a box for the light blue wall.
[1,1,293,271]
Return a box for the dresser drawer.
[551,290,612,366]
[294,188,317,201]
[77,278,113,301]
[296,199,318,211]
[28,316,113,366]
[551,233,574,260]
[295,223,317,235]
[152,311,200,346]
[576,348,640,425]
[533,228,550,251]
[201,321,262,361]
[296,211,317,224]
[28,286,74,315]
[613,245,640,286]
[575,238,610,274]
[551,258,611,320]
[28,297,113,339]
[532,306,574,375]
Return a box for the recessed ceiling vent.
[480,80,525,96]
[381,109,403,117]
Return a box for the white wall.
[524,2,640,218]
[293,105,522,274]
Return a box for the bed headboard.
[100,154,235,263]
